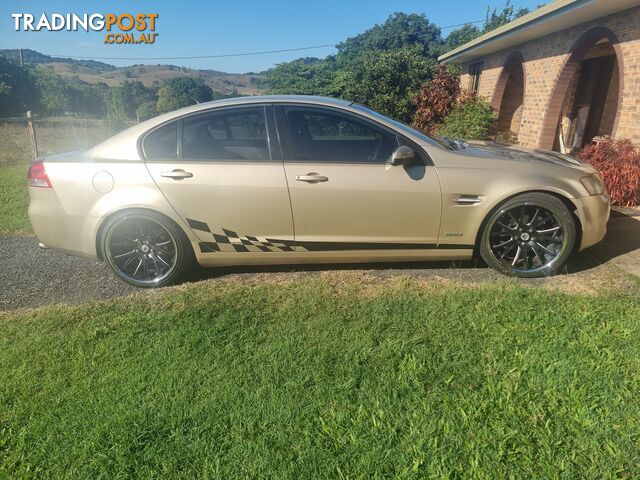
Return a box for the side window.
[143,121,178,160]
[182,107,269,161]
[469,62,483,94]
[284,107,396,163]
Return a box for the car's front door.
[275,105,442,253]
[144,105,295,255]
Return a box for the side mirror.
[390,145,417,166]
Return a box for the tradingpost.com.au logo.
[11,12,159,45]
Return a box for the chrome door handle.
[295,173,328,183]
[160,169,193,180]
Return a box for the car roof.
[194,95,352,108]
[155,95,354,119]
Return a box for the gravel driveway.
[1,210,639,311]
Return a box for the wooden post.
[26,111,39,159]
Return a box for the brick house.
[438,0,640,153]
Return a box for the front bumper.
[573,193,610,251]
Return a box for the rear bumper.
[28,187,100,259]
[573,194,610,251]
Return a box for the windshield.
[349,103,453,150]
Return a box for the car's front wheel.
[101,210,193,287]
[479,193,577,278]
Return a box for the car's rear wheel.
[479,193,576,278]
[101,210,192,287]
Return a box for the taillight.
[27,159,52,188]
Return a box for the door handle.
[295,173,328,183]
[160,169,193,180]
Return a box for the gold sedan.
[27,96,610,287]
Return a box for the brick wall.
[457,5,640,149]
[495,62,525,136]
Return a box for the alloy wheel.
[487,204,567,273]
[104,215,178,286]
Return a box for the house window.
[469,62,483,94]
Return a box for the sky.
[1,0,545,73]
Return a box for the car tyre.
[479,193,577,278]
[100,209,193,287]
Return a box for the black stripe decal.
[199,242,220,252]
[190,218,473,253]
[187,218,210,232]
[199,240,473,253]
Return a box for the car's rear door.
[144,104,295,254]
[275,104,442,252]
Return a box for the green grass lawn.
[0,164,30,234]
[1,279,639,478]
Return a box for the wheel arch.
[473,189,583,257]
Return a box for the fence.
[0,111,39,159]
[0,114,116,166]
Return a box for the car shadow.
[185,210,640,282]
[186,258,487,283]
[566,209,640,273]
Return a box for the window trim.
[139,104,276,163]
[274,104,431,166]
[140,119,180,161]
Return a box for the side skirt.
[194,245,474,267]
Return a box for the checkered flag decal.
[187,218,294,253]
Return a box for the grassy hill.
[0,49,265,96]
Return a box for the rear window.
[143,121,178,159]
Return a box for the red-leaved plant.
[412,64,461,134]
[577,139,640,206]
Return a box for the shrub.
[435,96,495,140]
[412,64,460,133]
[494,130,518,144]
[136,101,157,121]
[577,139,640,206]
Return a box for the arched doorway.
[492,51,525,141]
[540,27,624,152]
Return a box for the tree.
[33,67,70,114]
[65,78,108,116]
[336,12,441,61]
[264,57,339,96]
[120,80,156,119]
[136,101,157,121]
[0,57,40,114]
[105,87,128,132]
[482,0,533,33]
[336,48,435,123]
[155,77,213,114]
[441,24,482,54]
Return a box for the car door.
[275,104,442,252]
[144,105,295,254]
